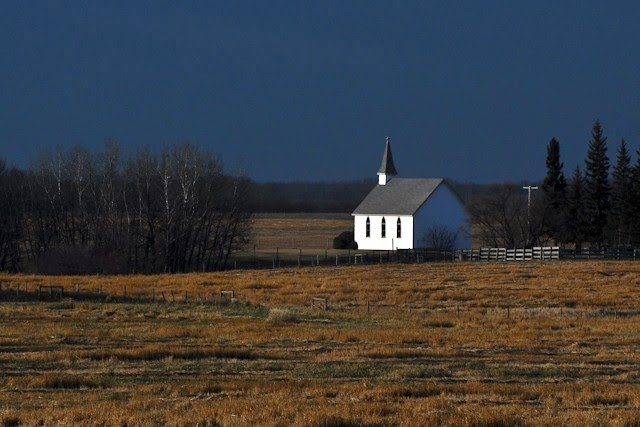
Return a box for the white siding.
[413,184,470,248]
[354,214,414,250]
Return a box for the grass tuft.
[266,307,300,324]
[423,320,455,328]
[315,417,387,427]
[46,301,75,310]
[86,346,260,362]
[36,374,104,390]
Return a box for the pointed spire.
[378,136,398,175]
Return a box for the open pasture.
[249,213,352,250]
[2,261,640,425]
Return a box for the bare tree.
[468,183,544,247]
[0,160,23,271]
[421,225,457,251]
[1,142,252,274]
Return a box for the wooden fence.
[559,247,640,260]
[454,247,561,261]
[225,246,640,270]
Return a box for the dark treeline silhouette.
[248,179,485,213]
[0,143,251,274]
[469,120,640,249]
[3,120,635,274]
[249,180,377,213]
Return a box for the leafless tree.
[421,225,458,251]
[2,142,252,274]
[467,183,544,248]
[0,160,23,271]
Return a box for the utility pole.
[523,185,539,245]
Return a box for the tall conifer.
[609,139,632,246]
[567,165,587,249]
[630,150,640,244]
[542,138,567,244]
[584,120,610,247]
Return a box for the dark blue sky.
[2,1,639,182]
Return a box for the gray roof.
[352,178,444,215]
[377,137,398,175]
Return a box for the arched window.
[397,218,401,238]
[365,217,370,237]
[381,217,386,238]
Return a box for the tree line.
[249,179,376,213]
[470,120,639,249]
[0,143,251,274]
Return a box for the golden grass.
[250,213,352,249]
[1,261,640,425]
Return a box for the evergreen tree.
[630,150,640,244]
[541,138,568,244]
[567,165,587,249]
[609,139,633,246]
[584,120,610,247]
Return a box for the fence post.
[335,254,338,266]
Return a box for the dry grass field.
[2,261,640,425]
[250,213,352,249]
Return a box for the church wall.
[353,214,414,250]
[412,184,471,249]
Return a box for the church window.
[381,217,386,238]
[366,217,370,237]
[397,218,401,238]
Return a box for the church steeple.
[377,136,397,185]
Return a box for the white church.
[352,138,470,251]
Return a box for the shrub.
[2,417,21,427]
[333,231,357,249]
